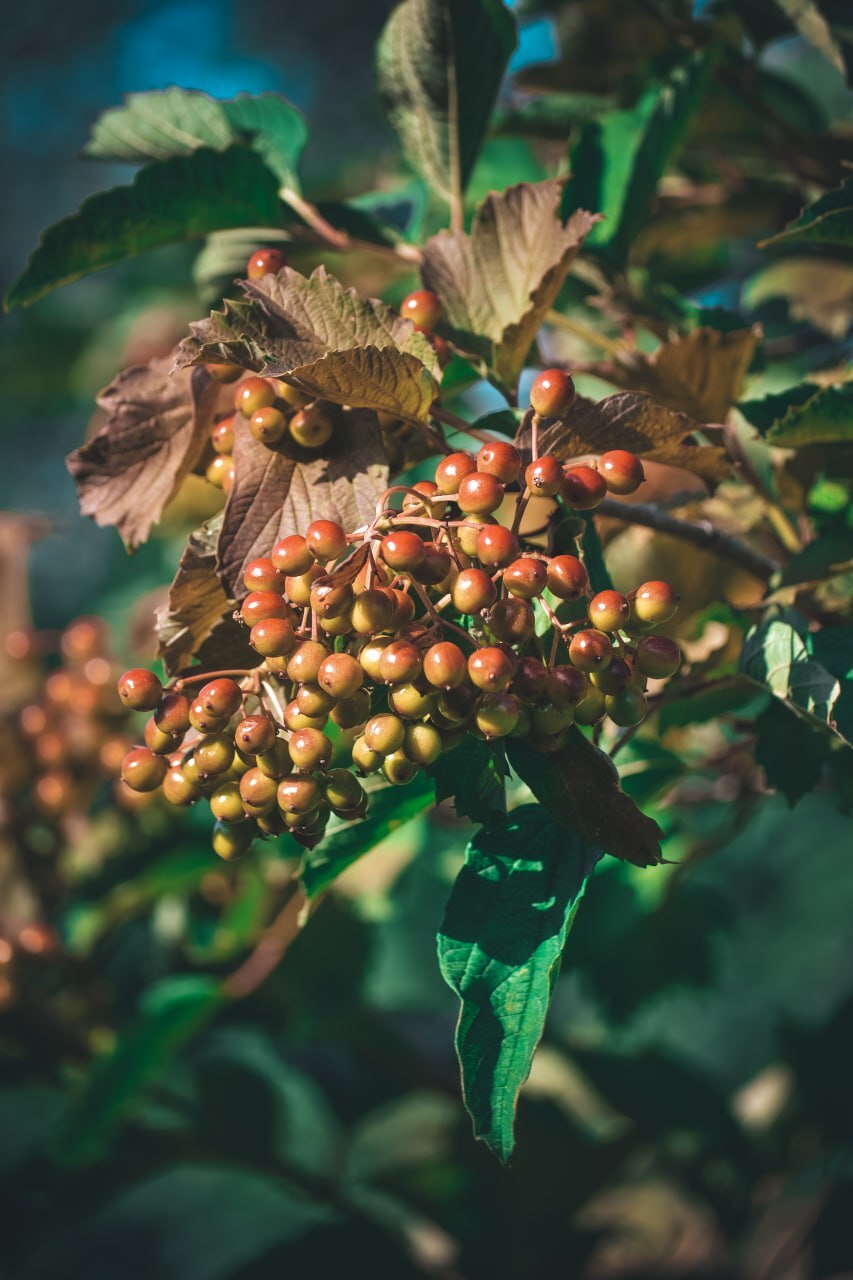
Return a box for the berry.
[403,722,442,766]
[239,768,278,815]
[364,714,406,755]
[437,684,477,723]
[457,472,505,515]
[121,747,167,792]
[317,653,363,699]
[591,657,632,695]
[276,381,311,408]
[284,565,323,606]
[456,517,490,557]
[206,456,234,490]
[400,289,443,331]
[488,598,535,644]
[271,534,314,576]
[423,642,467,690]
[504,556,547,600]
[283,701,325,733]
[380,531,425,572]
[250,617,296,658]
[546,555,588,600]
[476,441,521,484]
[287,641,332,685]
[548,665,587,706]
[382,750,418,785]
[599,450,645,495]
[531,703,574,734]
[306,520,348,562]
[331,689,371,729]
[196,733,235,776]
[525,456,563,496]
[163,768,199,807]
[144,718,180,755]
[605,687,648,727]
[289,728,333,771]
[632,581,679,626]
[211,417,236,454]
[569,629,613,673]
[210,781,246,824]
[588,590,630,633]
[118,669,163,711]
[352,737,383,774]
[530,369,575,418]
[256,738,293,778]
[378,641,423,685]
[212,821,254,861]
[244,557,286,594]
[241,591,289,625]
[435,452,476,495]
[412,543,452,586]
[351,589,395,635]
[207,363,243,384]
[476,692,520,739]
[289,406,334,449]
[323,769,367,814]
[403,480,439,513]
[189,701,229,734]
[246,247,286,280]
[574,685,606,726]
[234,377,276,418]
[296,684,336,718]
[635,635,681,679]
[277,776,322,815]
[310,580,354,620]
[562,466,607,510]
[512,657,549,700]
[452,568,497,615]
[389,682,435,719]
[198,678,243,718]
[250,406,287,446]
[476,525,519,567]
[235,715,277,755]
[468,646,515,692]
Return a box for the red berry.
[468,646,515,692]
[457,472,505,515]
[562,466,607,510]
[568,629,613,673]
[546,555,588,600]
[423,642,467,689]
[310,580,354,620]
[287,641,332,684]
[599,450,645,495]
[243,557,286,594]
[271,534,314,576]
[548,665,587,706]
[289,406,334,449]
[452,568,497,615]
[378,641,423,685]
[211,416,236,454]
[121,747,167,792]
[504,556,547,600]
[246,247,286,280]
[525,455,564,496]
[488,598,535,644]
[476,441,521,484]
[317,652,363,699]
[198,678,243,718]
[239,767,278,815]
[400,289,443,331]
[530,369,575,418]
[241,591,289,625]
[234,377,276,418]
[632,581,680,625]
[289,728,333,771]
[235,714,277,755]
[512,657,549,700]
[117,668,163,711]
[412,543,452,586]
[403,480,439,513]
[476,525,519,568]
[588,590,631,633]
[435,452,476,495]
[249,406,286,446]
[306,520,348,562]
[635,635,681,679]
[153,692,192,736]
[380,531,425,572]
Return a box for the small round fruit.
[357,637,392,682]
[455,516,490,558]
[476,440,521,484]
[488,598,535,644]
[322,769,365,812]
[434,451,476,495]
[468,646,515,692]
[378,641,422,685]
[121,747,167,792]
[635,635,681,679]
[284,565,323,607]
[310,580,354,620]
[403,722,442,766]
[256,738,292,779]
[412,543,452,586]
[277,775,322,815]
[210,781,246,824]
[548,665,587,707]
[530,369,575,418]
[289,405,334,449]
[241,591,289,625]
[162,767,199,807]
[276,380,311,408]
[402,480,438,513]
[457,472,505,515]
[476,525,519,568]
[271,534,314,576]
[452,568,496,615]
[531,703,574,734]
[189,701,229,734]
[212,820,254,861]
[234,376,276,418]
[289,728,333,771]
[235,714,277,755]
[591,656,632,695]
[351,589,395,635]
[525,455,564,496]
[423,642,467,690]
[317,653,363,699]
[573,684,606,725]
[287,640,331,684]
[196,733,235,776]
[389,682,435,719]
[248,406,286,446]
[364,714,406,756]
[512,657,548,700]
[352,736,383,774]
[244,557,286,594]
[599,449,645,495]
[588,590,630,633]
[606,687,648,727]
[144,717,180,754]
[207,363,243,384]
[246,246,286,280]
[546,555,588,600]
[331,689,371,729]
[211,416,236,453]
[382,750,418,785]
[250,617,296,658]
[562,465,607,510]
[118,669,163,711]
[476,692,520,739]
[504,556,547,600]
[380,531,425,572]
[632,581,680,626]
[437,684,477,723]
[239,768,278,814]
[568,629,613,673]
[306,520,348,562]
[198,678,243,719]
[207,454,235,492]
[400,289,443,330]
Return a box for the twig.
[280,186,423,264]
[430,405,502,446]
[223,878,315,999]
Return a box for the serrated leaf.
[517,390,729,483]
[507,731,663,867]
[301,773,434,898]
[376,0,516,209]
[66,356,219,550]
[216,407,388,598]
[6,147,283,309]
[760,178,853,250]
[421,179,600,387]
[286,346,440,423]
[740,618,842,737]
[738,383,821,435]
[429,736,507,826]
[563,51,715,267]
[438,805,601,1161]
[763,382,853,448]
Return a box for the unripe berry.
[412,543,452,586]
[569,629,613,673]
[317,652,363,699]
[310,580,354,620]
[380,531,425,572]
[364,714,406,755]
[198,678,243,719]
[212,820,254,861]
[403,722,443,766]
[599,449,645,495]
[271,534,314,576]
[246,246,286,279]
[530,369,575,418]
[351,589,395,635]
[239,767,278,815]
[277,775,322,815]
[423,642,467,689]
[207,362,243,384]
[189,701,229,734]
[476,692,520,739]
[389,682,436,719]
[289,728,332,771]
[241,591,289,625]
[287,640,331,685]
[234,377,276,418]
[297,684,335,719]
[122,747,167,792]
[635,635,681,679]
[455,516,489,558]
[358,637,392,682]
[289,406,334,449]
[400,289,443,330]
[144,717,181,755]
[389,589,416,628]
[476,525,519,568]
[284,564,323,606]
[605,687,648,727]
[256,738,293,778]
[379,641,423,685]
[525,455,563,496]
[163,767,199,807]
[235,714,277,755]
[452,568,496,614]
[504,556,547,600]
[591,656,632,695]
[435,451,476,495]
[437,683,477,723]
[250,617,296,658]
[250,406,286,446]
[210,781,247,824]
[531,703,574,734]
[331,688,371,729]
[588,590,630,633]
[283,701,326,733]
[211,416,236,453]
[488,598,535,644]
[468,646,515,692]
[632,581,680,625]
[574,684,606,725]
[196,733,235,776]
[562,465,607,510]
[548,665,587,707]
[476,440,521,484]
[457,472,505,515]
[323,769,366,814]
[243,557,286,594]
[382,750,418,785]
[512,657,549,700]
[546,555,588,600]
[276,380,311,408]
[206,455,235,491]
[352,736,383,774]
[118,668,163,711]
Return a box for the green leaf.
[437,805,601,1161]
[429,736,507,826]
[763,382,853,448]
[760,178,853,250]
[84,88,308,189]
[806,627,853,743]
[301,772,434,898]
[494,91,616,138]
[755,699,831,805]
[6,147,283,309]
[740,618,843,737]
[771,1,846,76]
[376,0,516,210]
[563,50,714,267]
[738,383,821,435]
[193,227,290,304]
[507,730,663,867]
[55,976,224,1163]
[287,345,440,423]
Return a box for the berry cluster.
[119,368,681,862]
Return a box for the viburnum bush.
[6,0,852,1161]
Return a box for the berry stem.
[172,668,257,691]
[280,187,422,264]
[430,405,505,446]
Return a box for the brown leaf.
[67,354,219,549]
[421,179,601,388]
[287,346,439,423]
[519,390,730,483]
[589,326,760,423]
[217,407,389,598]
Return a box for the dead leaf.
[287,345,439,422]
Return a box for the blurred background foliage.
[2,0,853,1276]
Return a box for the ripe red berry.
[525,455,564,496]
[287,641,331,685]
[588,590,631,632]
[546,555,588,600]
[548,665,587,706]
[530,369,575,418]
[317,652,363,699]
[235,714,277,755]
[423,642,467,689]
[380,531,425,572]
[504,556,547,600]
[289,728,333,771]
[277,775,323,816]
[250,617,296,658]
[476,441,521,484]
[562,465,607,510]
[239,767,278,815]
[403,480,439,513]
[241,591,289,625]
[234,377,276,418]
[435,452,476,495]
[632,581,680,625]
[512,657,549,700]
[476,525,519,567]
[289,406,334,449]
[468,646,515,692]
[400,289,444,331]
[118,668,163,711]
[378,641,423,684]
[153,692,192,736]
[457,472,505,515]
[198,678,243,718]
[452,568,497,614]
[249,406,286,446]
[599,450,645,495]
[306,520,348,562]
[211,415,236,454]
[121,747,167,792]
[412,543,452,586]
[271,534,314,576]
[488,598,535,644]
[389,589,416,628]
[189,700,229,734]
[635,635,681,679]
[568,629,613,672]
[243,557,286,594]
[246,247,286,280]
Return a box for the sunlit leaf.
[287,346,440,423]
[740,617,843,738]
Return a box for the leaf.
[55,976,224,1164]
[588,327,760,423]
[507,731,663,867]
[740,618,842,737]
[437,805,602,1160]
[563,51,715,267]
[806,627,853,743]
[518,390,730,483]
[755,699,831,805]
[743,258,853,338]
[760,178,853,250]
[421,179,600,387]
[494,91,616,138]
[6,147,283,310]
[376,0,516,208]
[66,356,219,550]
[771,1,846,76]
[301,772,434,898]
[84,88,308,189]
[287,346,440,423]
[175,264,438,379]
[738,383,821,435]
[193,227,290,305]
[762,383,853,448]
[429,736,507,826]
[216,408,388,598]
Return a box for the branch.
[223,878,314,999]
[596,497,781,582]
[280,187,423,264]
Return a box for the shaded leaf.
[429,736,507,826]
[760,178,853,250]
[507,731,663,867]
[762,382,853,448]
[421,179,600,387]
[738,382,821,435]
[437,805,601,1160]
[287,346,440,423]
[740,618,842,738]
[67,356,219,550]
[807,627,853,743]
[755,699,831,805]
[376,0,516,207]
[494,91,616,138]
[6,147,283,309]
[743,257,853,338]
